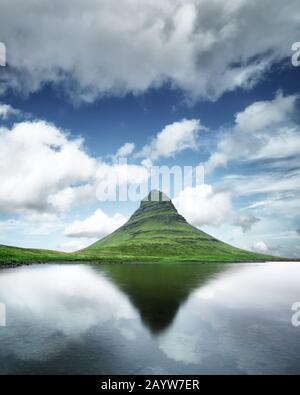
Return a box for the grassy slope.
[0,192,282,266]
[0,244,82,265]
[82,194,278,263]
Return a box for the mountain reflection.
[1,263,300,374]
[100,263,223,333]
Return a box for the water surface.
[0,262,300,374]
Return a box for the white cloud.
[138,119,202,160]
[173,184,260,232]
[0,120,96,213]
[205,92,299,172]
[252,241,269,253]
[1,1,299,101]
[0,103,20,119]
[48,184,96,212]
[235,92,296,134]
[174,185,232,227]
[64,209,127,238]
[115,142,135,157]
[205,152,228,174]
[1,115,204,214]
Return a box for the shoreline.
[0,258,298,270]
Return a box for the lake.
[0,262,300,374]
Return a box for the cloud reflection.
[0,265,138,360]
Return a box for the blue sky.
[0,0,300,257]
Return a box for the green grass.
[0,190,283,266]
[0,244,82,265]
[82,191,279,263]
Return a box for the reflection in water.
[157,263,300,373]
[0,265,138,364]
[0,262,300,374]
[101,263,223,333]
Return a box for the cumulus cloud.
[173,184,259,232]
[138,119,202,160]
[204,92,300,252]
[47,184,96,212]
[0,120,96,214]
[205,92,299,172]
[64,209,127,238]
[173,184,258,232]
[235,92,296,134]
[0,116,150,214]
[1,0,299,101]
[1,114,208,214]
[174,185,232,227]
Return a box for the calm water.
[0,262,300,374]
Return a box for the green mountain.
[0,190,280,265]
[82,190,277,263]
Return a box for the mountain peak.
[132,189,179,224]
[84,189,275,264]
[142,189,170,202]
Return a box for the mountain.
[82,190,276,263]
[0,190,281,265]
